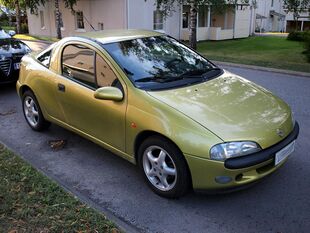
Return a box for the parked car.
[0,28,31,84]
[17,30,299,198]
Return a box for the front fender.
[125,89,223,160]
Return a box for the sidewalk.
[214,61,310,78]
[213,61,310,78]
[254,32,289,38]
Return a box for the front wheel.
[22,90,50,131]
[138,136,191,198]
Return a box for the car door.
[32,48,66,122]
[55,43,127,151]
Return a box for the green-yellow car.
[17,30,299,198]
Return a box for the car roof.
[78,29,164,44]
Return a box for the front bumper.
[0,55,23,84]
[185,122,299,190]
[225,122,299,169]
[0,70,19,84]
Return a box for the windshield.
[0,30,10,39]
[101,36,222,90]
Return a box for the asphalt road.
[23,40,52,52]
[0,42,309,233]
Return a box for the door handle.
[58,83,66,92]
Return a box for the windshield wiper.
[180,67,221,78]
[135,76,172,83]
[135,67,222,84]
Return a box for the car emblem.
[276,129,285,138]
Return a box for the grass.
[2,26,16,31]
[13,34,59,42]
[197,36,310,73]
[0,143,119,232]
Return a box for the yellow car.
[17,30,299,198]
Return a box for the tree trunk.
[15,0,21,34]
[189,2,197,50]
[293,11,298,31]
[55,0,62,39]
[8,15,12,27]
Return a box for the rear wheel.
[138,136,190,198]
[22,90,50,131]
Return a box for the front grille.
[12,54,24,60]
[0,59,12,76]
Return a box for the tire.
[22,90,50,131]
[138,136,191,198]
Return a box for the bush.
[20,23,28,33]
[303,33,310,62]
[288,31,310,62]
[287,30,310,42]
[288,31,305,41]
[0,13,9,26]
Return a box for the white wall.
[27,0,126,37]
[255,0,286,32]
[234,6,251,38]
[127,0,181,39]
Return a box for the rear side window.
[62,44,96,88]
[37,49,52,67]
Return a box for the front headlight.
[210,141,261,161]
[0,55,6,61]
[291,111,296,127]
[25,46,32,53]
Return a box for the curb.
[213,61,310,78]
[0,141,142,233]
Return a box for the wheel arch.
[19,85,32,98]
[134,130,193,189]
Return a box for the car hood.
[147,71,293,149]
[0,38,29,56]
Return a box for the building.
[27,0,256,41]
[255,0,310,33]
[255,0,286,33]
[286,10,310,32]
[181,3,256,40]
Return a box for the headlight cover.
[25,46,32,53]
[210,141,261,161]
[291,111,295,127]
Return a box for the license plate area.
[275,140,295,166]
[14,63,20,70]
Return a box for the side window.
[62,44,96,88]
[37,49,52,67]
[96,53,120,89]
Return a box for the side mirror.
[94,86,123,101]
[8,30,16,37]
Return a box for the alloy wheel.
[23,96,39,127]
[142,145,177,191]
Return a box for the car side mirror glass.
[94,86,123,101]
[8,30,16,37]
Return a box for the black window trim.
[61,43,97,90]
[36,48,53,68]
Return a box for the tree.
[283,0,310,30]
[0,0,26,33]
[55,0,61,39]
[1,0,77,38]
[15,0,21,33]
[25,0,78,39]
[153,0,250,49]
